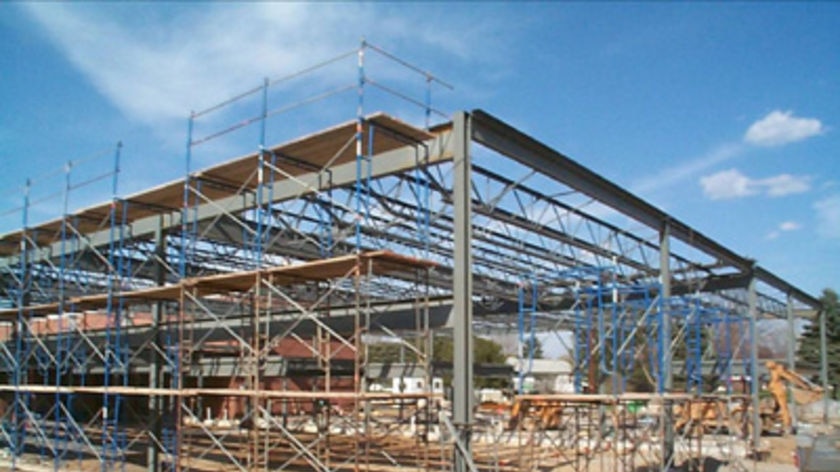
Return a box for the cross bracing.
[0,43,824,472]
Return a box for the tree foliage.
[797,288,840,399]
[366,336,509,388]
[366,336,507,364]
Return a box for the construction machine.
[674,361,824,437]
[765,360,824,433]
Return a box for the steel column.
[147,216,165,472]
[452,111,473,472]
[748,271,761,453]
[786,293,797,429]
[660,221,673,471]
[786,293,796,371]
[820,301,829,422]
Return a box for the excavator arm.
[777,366,824,395]
[765,361,824,432]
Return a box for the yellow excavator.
[675,361,824,437]
[764,360,824,433]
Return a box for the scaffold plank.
[0,250,434,320]
[0,114,433,257]
[0,384,440,400]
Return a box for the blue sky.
[1,3,838,296]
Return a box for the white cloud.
[744,110,824,147]
[700,169,810,200]
[761,174,811,197]
[632,142,744,195]
[22,4,502,129]
[699,169,756,200]
[766,220,801,240]
[779,221,801,231]
[632,109,825,196]
[814,194,840,239]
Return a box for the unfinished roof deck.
[0,114,433,257]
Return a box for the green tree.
[366,336,509,388]
[797,288,840,399]
[366,336,507,364]
[367,342,410,363]
[431,336,508,364]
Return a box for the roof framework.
[0,111,817,317]
[0,43,823,472]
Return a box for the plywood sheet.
[0,114,432,256]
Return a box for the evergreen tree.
[797,288,840,399]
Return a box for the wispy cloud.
[814,194,840,239]
[699,169,753,200]
[631,142,743,195]
[632,110,824,196]
[760,174,812,197]
[744,110,825,147]
[766,220,801,240]
[699,168,811,200]
[22,4,504,131]
[779,221,801,231]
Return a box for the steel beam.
[452,111,473,472]
[469,109,820,309]
[470,110,746,267]
[4,299,456,373]
[0,130,455,269]
[755,266,820,310]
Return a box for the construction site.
[0,42,831,472]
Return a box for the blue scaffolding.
[516,274,538,393]
[0,41,450,472]
[565,266,664,394]
[2,144,124,470]
[102,143,127,472]
[665,296,746,394]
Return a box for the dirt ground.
[765,435,798,464]
[0,435,800,472]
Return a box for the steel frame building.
[0,43,826,472]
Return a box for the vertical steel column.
[819,301,829,423]
[786,294,796,370]
[659,221,673,472]
[148,216,165,472]
[786,293,797,428]
[452,111,473,472]
[748,270,761,453]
